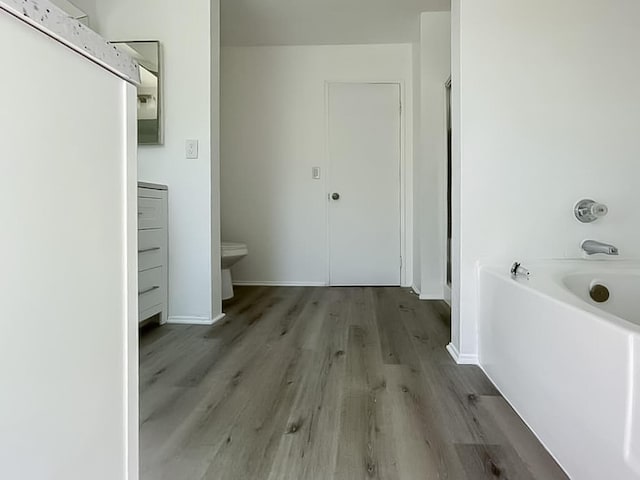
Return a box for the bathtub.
[479,261,640,480]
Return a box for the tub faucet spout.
[581,240,619,256]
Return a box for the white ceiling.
[221,0,451,47]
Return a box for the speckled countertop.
[0,0,140,84]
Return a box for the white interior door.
[328,83,401,286]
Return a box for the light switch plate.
[186,139,199,159]
[312,167,321,180]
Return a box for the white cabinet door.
[328,83,402,286]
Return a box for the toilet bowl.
[221,242,248,300]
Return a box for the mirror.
[112,41,162,145]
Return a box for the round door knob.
[331,193,340,200]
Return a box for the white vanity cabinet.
[138,183,168,324]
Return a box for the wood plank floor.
[139,287,568,480]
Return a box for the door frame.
[324,80,411,287]
[443,77,453,305]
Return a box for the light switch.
[312,167,321,180]
[186,139,199,159]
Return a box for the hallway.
[140,287,566,479]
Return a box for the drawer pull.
[139,247,161,254]
[139,286,160,296]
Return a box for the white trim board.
[420,292,444,301]
[233,281,328,287]
[443,284,452,306]
[413,285,445,301]
[441,82,452,310]
[446,342,478,365]
[168,313,226,326]
[123,84,139,480]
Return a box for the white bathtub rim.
[561,272,640,328]
[485,267,640,335]
[480,266,631,333]
[480,260,640,336]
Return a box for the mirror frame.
[112,40,163,145]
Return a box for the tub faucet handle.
[510,262,530,279]
[575,199,608,223]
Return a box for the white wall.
[220,44,413,285]
[211,0,222,316]
[0,9,137,479]
[451,0,640,361]
[221,0,449,47]
[412,39,422,293]
[94,0,223,324]
[413,12,451,299]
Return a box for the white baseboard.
[167,313,226,326]
[233,281,328,287]
[446,342,479,365]
[420,292,444,300]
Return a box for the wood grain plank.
[455,443,536,480]
[266,289,350,479]
[383,365,461,479]
[474,396,568,479]
[138,287,567,480]
[334,325,388,480]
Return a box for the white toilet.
[221,242,248,300]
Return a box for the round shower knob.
[574,199,608,223]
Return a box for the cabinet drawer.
[138,196,165,230]
[138,229,165,271]
[139,266,163,314]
